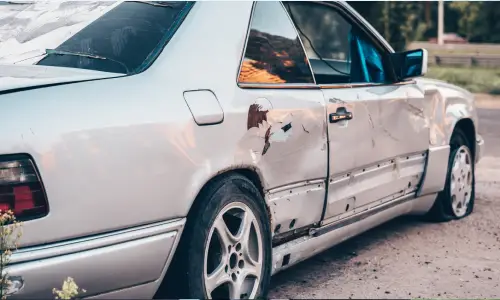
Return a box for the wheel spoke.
[204,202,265,299]
[237,211,261,268]
[462,184,472,206]
[240,265,259,280]
[452,162,461,180]
[236,209,253,242]
[243,242,260,267]
[450,180,459,197]
[229,278,244,299]
[205,263,231,295]
[214,217,236,249]
[229,267,259,299]
[459,151,467,164]
[462,164,471,176]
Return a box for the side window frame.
[309,1,399,87]
[236,1,318,89]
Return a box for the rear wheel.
[426,128,475,222]
[157,173,272,299]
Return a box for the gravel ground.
[269,102,500,299]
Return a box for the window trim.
[235,1,317,87]
[237,1,415,90]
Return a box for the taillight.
[0,155,48,221]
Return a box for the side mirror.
[391,48,428,81]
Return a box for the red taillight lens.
[0,155,48,221]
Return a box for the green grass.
[426,66,500,95]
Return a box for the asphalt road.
[269,106,500,299]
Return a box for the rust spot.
[247,103,268,130]
[248,104,272,155]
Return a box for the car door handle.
[329,107,353,123]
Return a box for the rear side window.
[36,1,193,74]
[238,1,314,84]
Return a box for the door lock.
[329,107,353,123]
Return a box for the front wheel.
[426,128,475,222]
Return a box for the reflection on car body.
[0,1,485,299]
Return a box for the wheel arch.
[451,117,476,157]
[188,167,267,214]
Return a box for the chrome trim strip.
[319,79,417,89]
[238,83,320,89]
[10,218,185,264]
[311,193,414,237]
[267,178,325,194]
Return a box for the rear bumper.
[476,134,485,164]
[6,218,185,299]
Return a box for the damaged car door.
[284,1,429,227]
[236,1,328,238]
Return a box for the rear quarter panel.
[0,1,270,247]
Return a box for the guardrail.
[428,54,500,68]
[408,42,500,68]
[408,41,500,54]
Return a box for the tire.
[156,173,272,299]
[426,127,475,222]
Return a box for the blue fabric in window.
[349,29,386,83]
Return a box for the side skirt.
[271,193,415,275]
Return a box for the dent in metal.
[267,179,325,236]
[235,89,327,231]
[416,77,478,147]
[272,193,414,275]
[323,152,426,224]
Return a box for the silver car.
[0,1,485,299]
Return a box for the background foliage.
[347,1,500,50]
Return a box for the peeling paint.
[269,122,293,143]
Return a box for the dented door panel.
[322,84,428,222]
[233,88,328,235]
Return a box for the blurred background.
[348,1,500,95]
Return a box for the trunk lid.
[0,63,123,93]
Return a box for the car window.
[238,1,314,85]
[284,1,388,85]
[35,1,192,74]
